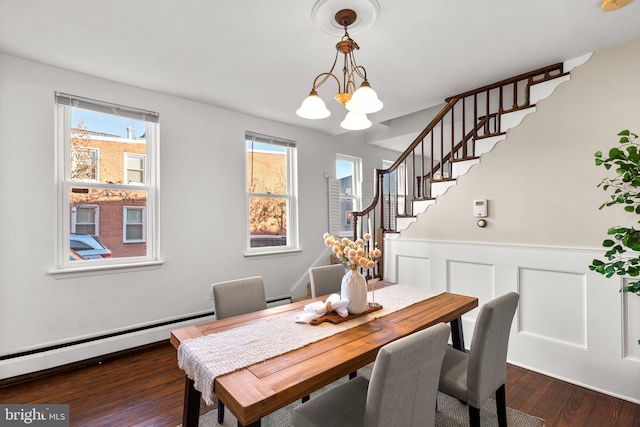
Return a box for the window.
[71,146,99,181]
[245,131,298,253]
[336,155,362,236]
[55,93,159,270]
[123,206,146,242]
[125,153,145,184]
[382,160,409,219]
[71,205,99,235]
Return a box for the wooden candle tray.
[309,304,383,326]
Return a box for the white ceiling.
[1,0,639,138]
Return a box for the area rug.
[189,364,545,427]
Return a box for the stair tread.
[474,132,506,141]
[451,156,479,163]
[500,104,536,115]
[529,71,569,85]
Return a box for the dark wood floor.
[0,341,638,427]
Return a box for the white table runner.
[178,284,443,405]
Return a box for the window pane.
[127,170,143,184]
[337,159,354,196]
[126,154,145,184]
[247,141,286,195]
[126,208,143,223]
[127,156,144,169]
[76,207,95,224]
[70,188,147,259]
[70,109,147,185]
[340,198,354,234]
[71,147,98,180]
[126,224,143,240]
[249,196,287,248]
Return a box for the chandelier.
[296,9,383,131]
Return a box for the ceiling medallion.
[311,0,381,36]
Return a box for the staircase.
[352,60,582,279]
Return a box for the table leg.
[450,317,465,351]
[183,376,201,427]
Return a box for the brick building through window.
[70,127,147,258]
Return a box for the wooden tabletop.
[171,283,477,426]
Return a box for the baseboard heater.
[266,295,293,307]
[0,310,215,362]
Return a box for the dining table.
[171,282,478,427]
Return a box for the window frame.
[123,206,147,243]
[71,146,100,182]
[71,204,99,235]
[53,92,161,273]
[244,131,299,256]
[336,154,363,237]
[383,159,407,215]
[124,153,146,185]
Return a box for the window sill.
[244,248,302,258]
[49,260,164,279]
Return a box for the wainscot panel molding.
[384,238,640,404]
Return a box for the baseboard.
[0,312,215,382]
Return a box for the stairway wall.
[388,36,640,403]
[402,37,640,247]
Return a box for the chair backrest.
[467,292,519,406]
[308,264,345,298]
[364,323,450,427]
[212,276,267,320]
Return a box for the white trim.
[0,307,208,380]
[71,204,99,235]
[124,152,146,185]
[244,134,299,254]
[54,95,160,272]
[123,206,146,243]
[385,238,640,404]
[336,154,363,236]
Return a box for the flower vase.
[341,268,368,314]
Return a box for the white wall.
[392,37,640,403]
[0,54,397,378]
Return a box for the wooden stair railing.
[352,62,566,280]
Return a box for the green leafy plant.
[590,130,640,297]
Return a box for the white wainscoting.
[384,238,640,404]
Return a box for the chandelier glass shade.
[601,0,632,11]
[296,9,383,130]
[296,90,331,119]
[341,111,372,130]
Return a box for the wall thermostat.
[474,199,488,217]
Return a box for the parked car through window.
[70,234,112,260]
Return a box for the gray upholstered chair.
[212,276,267,320]
[292,323,451,427]
[211,276,267,423]
[437,292,519,427]
[309,264,346,298]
